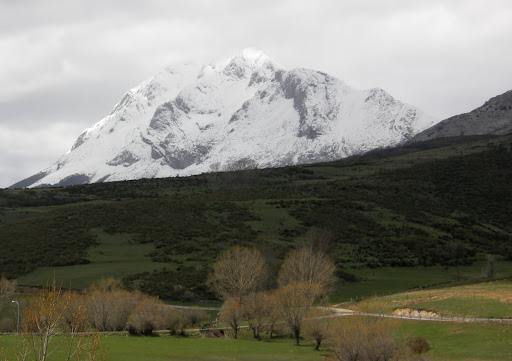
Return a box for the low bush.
[166,308,209,336]
[126,299,169,335]
[407,336,430,354]
[335,269,361,283]
[330,317,398,361]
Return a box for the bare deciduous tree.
[242,291,269,339]
[86,290,117,332]
[111,291,144,331]
[126,298,169,336]
[14,281,105,361]
[85,278,139,332]
[62,292,105,361]
[277,247,337,295]
[23,281,64,361]
[219,299,244,339]
[274,282,320,346]
[330,317,398,361]
[207,245,269,302]
[263,291,281,339]
[302,308,334,351]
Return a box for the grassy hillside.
[1,134,512,300]
[350,280,512,318]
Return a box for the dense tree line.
[0,278,208,336]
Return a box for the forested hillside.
[1,134,511,300]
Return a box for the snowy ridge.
[17,49,438,188]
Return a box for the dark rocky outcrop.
[412,90,512,142]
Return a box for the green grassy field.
[329,256,512,303]
[399,320,512,361]
[0,335,321,361]
[1,320,511,361]
[16,228,175,289]
[351,280,512,318]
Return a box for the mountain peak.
[237,48,272,67]
[208,48,278,74]
[11,50,437,188]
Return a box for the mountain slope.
[412,90,512,143]
[13,49,437,188]
[2,133,512,299]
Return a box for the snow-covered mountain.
[12,49,438,188]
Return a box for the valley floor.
[1,320,511,361]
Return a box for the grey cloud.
[0,79,126,128]
[1,152,52,188]
[0,122,81,188]
[1,0,511,187]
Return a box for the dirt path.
[327,308,512,323]
[167,304,512,324]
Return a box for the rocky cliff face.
[412,90,512,143]
[12,49,437,188]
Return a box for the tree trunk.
[314,339,321,350]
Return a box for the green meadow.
[16,228,175,289]
[0,335,320,361]
[1,320,512,361]
[399,320,512,361]
[351,280,512,318]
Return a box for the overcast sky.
[1,0,511,188]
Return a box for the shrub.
[335,269,361,283]
[408,336,430,354]
[165,309,210,336]
[166,313,182,336]
[182,309,209,326]
[330,317,398,361]
[87,289,137,331]
[126,298,169,335]
[167,310,188,336]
